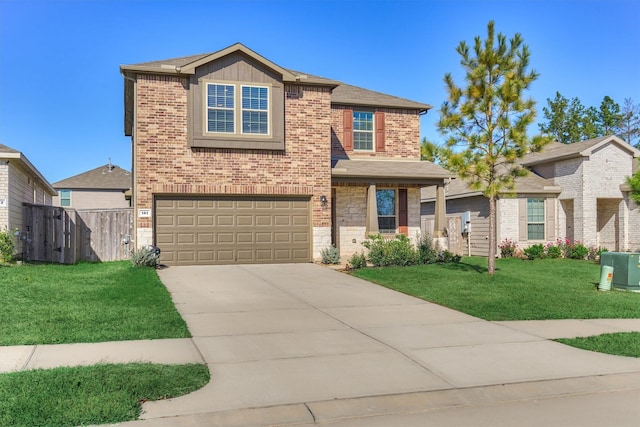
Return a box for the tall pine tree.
[438,21,549,274]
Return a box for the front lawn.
[0,363,209,427]
[0,262,189,345]
[556,332,640,358]
[352,257,640,321]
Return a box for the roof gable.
[521,135,639,166]
[0,144,57,196]
[53,164,131,190]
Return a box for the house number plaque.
[138,209,151,218]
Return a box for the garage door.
[154,196,311,265]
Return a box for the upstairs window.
[59,189,71,207]
[527,198,545,240]
[206,83,269,136]
[353,111,374,151]
[242,86,268,134]
[206,84,235,133]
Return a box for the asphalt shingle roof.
[53,164,131,190]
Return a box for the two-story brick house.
[121,43,451,265]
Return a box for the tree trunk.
[488,195,496,274]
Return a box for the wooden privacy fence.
[421,215,463,255]
[21,204,134,264]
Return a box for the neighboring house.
[422,135,640,256]
[121,43,452,265]
[0,144,56,232]
[52,163,132,209]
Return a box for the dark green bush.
[568,243,589,260]
[0,228,16,263]
[546,244,562,258]
[362,234,418,267]
[347,251,367,269]
[417,233,438,264]
[523,244,545,260]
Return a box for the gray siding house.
[422,135,640,256]
[52,163,131,209]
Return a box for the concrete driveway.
[137,263,640,426]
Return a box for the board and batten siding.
[189,51,285,150]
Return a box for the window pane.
[378,217,396,233]
[353,111,373,131]
[207,84,234,108]
[528,224,545,240]
[242,111,268,134]
[207,109,234,133]
[242,86,268,110]
[354,132,373,150]
[376,190,395,216]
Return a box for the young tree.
[627,171,640,204]
[438,21,549,275]
[420,137,442,163]
[620,98,640,148]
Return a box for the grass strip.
[556,332,640,358]
[0,262,190,345]
[0,363,209,427]
[352,257,640,321]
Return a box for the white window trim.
[353,111,375,152]
[204,81,271,137]
[240,84,270,136]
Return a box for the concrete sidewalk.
[1,263,639,426]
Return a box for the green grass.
[352,257,640,357]
[556,332,640,358]
[0,363,210,427]
[0,262,190,345]
[352,257,640,321]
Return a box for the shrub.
[498,238,518,258]
[320,245,340,264]
[545,243,562,259]
[417,232,438,264]
[130,246,159,268]
[523,244,545,260]
[588,246,608,261]
[363,234,418,267]
[438,250,462,264]
[347,251,367,269]
[568,243,589,260]
[0,227,16,263]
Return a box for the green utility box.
[600,252,640,292]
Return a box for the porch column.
[366,183,379,235]
[433,183,446,237]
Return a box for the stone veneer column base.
[136,228,153,250]
[313,227,332,261]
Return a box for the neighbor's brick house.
[121,43,451,265]
[422,135,640,256]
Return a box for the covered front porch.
[331,159,452,258]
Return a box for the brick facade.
[331,106,421,158]
[133,75,332,256]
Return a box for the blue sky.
[1,0,638,183]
